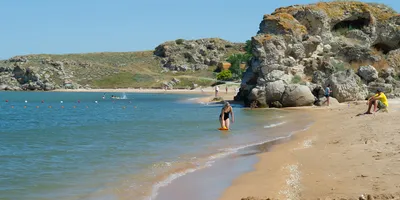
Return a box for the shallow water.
[0,92,311,200]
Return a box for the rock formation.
[154,38,244,71]
[0,56,86,91]
[236,2,400,107]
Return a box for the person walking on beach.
[225,86,228,94]
[365,88,388,114]
[219,102,234,130]
[215,85,219,97]
[324,84,332,106]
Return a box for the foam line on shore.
[148,121,314,200]
[264,122,286,129]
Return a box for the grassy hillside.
[9,51,225,89]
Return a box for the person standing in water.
[219,102,234,130]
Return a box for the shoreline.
[152,107,314,200]
[53,87,240,105]
[219,100,400,200]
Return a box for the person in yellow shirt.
[365,88,388,114]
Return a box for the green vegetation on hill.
[3,51,221,89]
[217,40,253,80]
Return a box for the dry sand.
[220,100,400,200]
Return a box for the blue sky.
[0,0,397,59]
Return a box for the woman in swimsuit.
[219,102,234,130]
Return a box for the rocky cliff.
[154,38,244,71]
[236,2,400,107]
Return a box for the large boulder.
[248,87,267,107]
[357,65,378,83]
[387,49,400,72]
[0,84,8,90]
[315,96,340,106]
[264,70,293,84]
[380,67,396,79]
[265,80,286,103]
[326,70,368,102]
[281,84,315,107]
[44,82,55,91]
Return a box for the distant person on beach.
[324,84,332,106]
[225,86,228,94]
[365,88,388,114]
[215,86,219,97]
[219,102,234,130]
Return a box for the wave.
[121,93,128,99]
[186,98,200,101]
[264,122,286,129]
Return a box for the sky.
[0,0,398,59]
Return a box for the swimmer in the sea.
[219,102,234,130]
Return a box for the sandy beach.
[220,100,400,200]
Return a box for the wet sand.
[153,109,313,200]
[220,100,400,200]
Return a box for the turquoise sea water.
[0,92,311,200]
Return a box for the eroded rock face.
[358,65,378,83]
[240,2,400,106]
[0,57,80,91]
[326,70,368,102]
[154,38,244,71]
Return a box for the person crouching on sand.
[219,102,234,130]
[365,88,388,114]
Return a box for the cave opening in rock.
[332,17,370,32]
[373,43,396,54]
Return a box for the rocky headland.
[235,1,400,107]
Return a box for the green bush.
[217,70,233,81]
[245,40,252,55]
[175,39,185,45]
[291,75,302,84]
[333,62,346,71]
[226,53,251,79]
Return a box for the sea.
[0,92,313,200]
